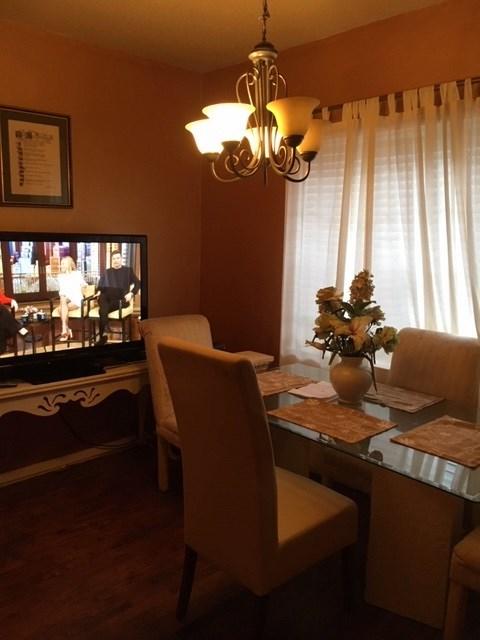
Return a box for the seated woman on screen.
[57,256,87,341]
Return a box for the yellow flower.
[316,286,343,311]
[374,326,399,353]
[369,305,385,323]
[331,315,372,352]
[349,269,374,303]
[316,286,342,302]
[313,313,334,336]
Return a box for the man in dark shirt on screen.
[96,250,140,345]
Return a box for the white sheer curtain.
[281,79,480,366]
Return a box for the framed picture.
[0,106,72,207]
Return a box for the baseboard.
[0,437,136,488]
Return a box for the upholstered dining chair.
[158,337,358,636]
[388,327,480,409]
[312,327,480,492]
[443,526,480,640]
[139,315,213,491]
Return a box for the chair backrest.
[140,315,213,431]
[388,328,480,408]
[158,336,277,592]
[83,284,96,299]
[81,284,97,313]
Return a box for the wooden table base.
[366,466,464,628]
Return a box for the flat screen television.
[0,231,148,383]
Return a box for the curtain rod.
[315,76,480,117]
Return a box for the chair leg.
[90,318,97,345]
[253,594,269,640]
[443,580,467,640]
[176,545,197,621]
[157,436,170,492]
[341,544,356,612]
[50,319,56,352]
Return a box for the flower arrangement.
[23,305,39,316]
[306,270,398,382]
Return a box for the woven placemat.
[365,383,443,413]
[391,415,480,468]
[256,370,314,397]
[267,398,396,444]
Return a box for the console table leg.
[137,384,149,443]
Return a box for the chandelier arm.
[236,73,252,104]
[237,70,265,169]
[283,162,312,183]
[249,70,261,132]
[226,151,262,179]
[237,147,262,173]
[210,160,241,183]
[287,154,303,175]
[237,70,261,133]
[266,66,289,163]
[278,153,312,182]
[269,143,298,175]
[269,143,287,167]
[268,151,311,182]
[268,66,286,99]
[239,69,268,170]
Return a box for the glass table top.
[265,364,480,502]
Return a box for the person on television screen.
[58,256,87,341]
[96,250,140,345]
[0,292,28,354]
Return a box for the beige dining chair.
[443,526,480,640]
[388,327,480,409]
[139,315,213,491]
[312,327,480,492]
[158,336,358,635]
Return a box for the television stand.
[0,360,149,487]
[22,360,106,385]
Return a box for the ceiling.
[0,0,445,73]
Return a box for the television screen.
[0,232,147,382]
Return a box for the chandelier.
[185,0,324,183]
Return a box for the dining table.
[262,363,480,629]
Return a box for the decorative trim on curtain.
[316,76,480,121]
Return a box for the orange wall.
[200,0,480,358]
[0,20,203,317]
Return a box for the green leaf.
[342,302,355,315]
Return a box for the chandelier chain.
[259,0,270,42]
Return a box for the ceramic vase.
[329,356,372,404]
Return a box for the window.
[281,80,480,366]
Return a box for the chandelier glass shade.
[185,1,325,183]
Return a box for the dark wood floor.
[1,444,478,640]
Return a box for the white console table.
[0,361,150,487]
